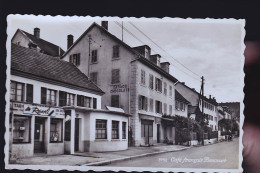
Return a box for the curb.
[81,147,192,166]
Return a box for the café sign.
[110,84,128,93]
[23,104,65,117]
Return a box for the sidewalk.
[15,144,190,166]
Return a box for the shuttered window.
[10,81,24,102]
[111,95,120,108]
[111,69,120,84]
[155,100,162,114]
[149,74,153,89]
[155,78,162,92]
[69,53,80,66]
[138,95,148,111]
[26,84,33,103]
[113,45,120,58]
[141,70,145,85]
[91,50,98,63]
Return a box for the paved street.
[107,137,240,169]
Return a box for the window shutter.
[69,55,72,63]
[41,87,47,104]
[145,97,148,111]
[93,98,97,109]
[138,95,142,110]
[77,95,81,106]
[26,84,33,103]
[160,102,162,114]
[77,54,80,65]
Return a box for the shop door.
[74,118,79,152]
[141,120,153,145]
[157,124,160,143]
[34,117,45,153]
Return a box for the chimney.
[101,21,108,30]
[34,28,40,38]
[160,62,170,73]
[149,54,161,66]
[182,82,185,85]
[209,95,211,99]
[67,34,74,49]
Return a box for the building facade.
[9,44,128,159]
[61,22,178,146]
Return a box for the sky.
[7,15,245,103]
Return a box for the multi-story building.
[11,28,65,57]
[61,22,178,146]
[9,44,129,159]
[175,82,219,131]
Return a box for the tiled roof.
[11,43,104,95]
[175,90,190,104]
[20,29,65,57]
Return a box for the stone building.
[61,22,179,146]
[11,28,65,57]
[9,44,129,159]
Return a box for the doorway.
[74,118,79,152]
[34,117,45,153]
[157,124,160,143]
[141,120,153,145]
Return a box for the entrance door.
[157,124,160,143]
[34,117,45,153]
[141,120,153,145]
[74,118,79,152]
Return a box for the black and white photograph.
[5,15,244,172]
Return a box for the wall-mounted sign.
[110,84,128,93]
[11,102,24,111]
[23,104,65,117]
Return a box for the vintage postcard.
[5,15,245,172]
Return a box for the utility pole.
[201,76,205,145]
[88,35,92,77]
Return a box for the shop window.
[95,119,107,139]
[91,50,98,63]
[69,53,80,66]
[122,122,126,139]
[149,74,153,89]
[77,95,91,108]
[141,70,146,85]
[111,95,120,108]
[90,72,98,85]
[112,121,119,139]
[13,115,31,143]
[111,69,120,84]
[155,78,162,92]
[50,118,63,143]
[26,84,33,103]
[149,98,154,112]
[113,45,120,58]
[138,95,148,111]
[93,98,97,109]
[10,81,24,102]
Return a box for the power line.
[114,21,201,82]
[129,21,201,78]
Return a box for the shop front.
[10,102,65,158]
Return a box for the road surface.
[107,137,240,169]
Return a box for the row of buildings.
[9,21,235,159]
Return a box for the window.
[164,103,167,114]
[155,78,162,92]
[149,98,154,112]
[111,95,120,108]
[69,53,80,66]
[169,85,172,97]
[10,81,24,102]
[138,95,148,111]
[122,122,127,139]
[66,93,75,106]
[175,100,179,110]
[141,70,146,85]
[169,105,173,115]
[112,121,119,139]
[155,100,162,114]
[13,115,31,143]
[111,69,120,84]
[41,88,57,106]
[149,74,153,89]
[164,82,167,95]
[91,50,98,63]
[180,102,185,111]
[59,91,67,107]
[93,98,97,109]
[77,95,91,108]
[96,119,107,139]
[50,118,63,142]
[113,45,120,58]
[26,84,33,103]
[90,72,98,85]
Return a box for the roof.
[175,90,190,104]
[11,43,104,95]
[19,29,65,57]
